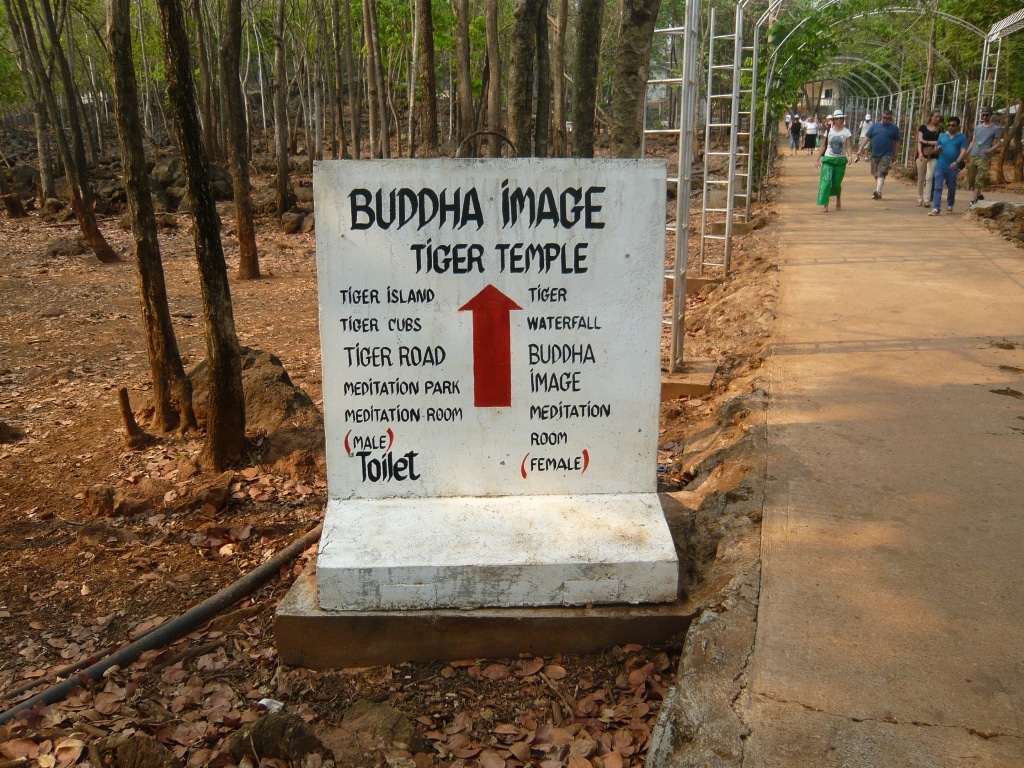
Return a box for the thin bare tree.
[221,0,260,278]
[155,0,247,472]
[106,0,197,434]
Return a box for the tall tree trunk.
[485,0,502,157]
[454,0,474,151]
[364,0,390,157]
[550,0,567,156]
[106,0,196,434]
[609,0,661,158]
[331,0,349,158]
[8,36,55,199]
[32,103,56,200]
[362,0,380,155]
[416,0,438,156]
[921,16,936,120]
[509,0,542,157]
[533,0,550,157]
[572,0,603,157]
[7,0,120,263]
[221,0,260,279]
[189,0,219,161]
[1009,98,1024,183]
[273,0,291,216]
[343,0,361,157]
[155,0,246,473]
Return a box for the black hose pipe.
[0,523,323,726]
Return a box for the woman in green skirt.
[815,110,853,212]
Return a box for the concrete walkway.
[744,156,1024,764]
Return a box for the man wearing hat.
[858,112,873,145]
[967,107,1002,208]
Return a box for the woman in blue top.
[929,116,969,216]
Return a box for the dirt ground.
[0,169,779,768]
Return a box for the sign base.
[276,571,694,668]
[317,493,678,611]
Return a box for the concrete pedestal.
[276,572,695,668]
[317,493,678,611]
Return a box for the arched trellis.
[762,3,986,111]
[758,1,990,184]
[831,55,903,95]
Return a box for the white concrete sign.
[314,159,678,610]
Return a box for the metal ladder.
[641,0,700,373]
[978,37,1000,116]
[699,5,746,275]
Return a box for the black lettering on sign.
[529,286,568,302]
[500,181,606,229]
[344,345,393,367]
[339,288,380,304]
[528,344,596,365]
[357,450,421,481]
[339,317,379,332]
[409,241,485,274]
[349,188,484,230]
[530,431,569,446]
[387,287,435,304]
[496,242,589,274]
[398,346,446,366]
[530,370,582,393]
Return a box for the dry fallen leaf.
[544,665,567,680]
[515,658,544,677]
[54,738,84,768]
[481,663,510,680]
[1,739,40,760]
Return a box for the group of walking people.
[806,106,1002,215]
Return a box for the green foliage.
[0,6,26,108]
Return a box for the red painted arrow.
[459,284,523,407]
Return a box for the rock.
[149,178,173,212]
[301,212,315,233]
[227,712,334,768]
[188,348,325,478]
[113,495,154,517]
[188,470,236,513]
[113,477,174,517]
[319,701,428,763]
[42,198,65,215]
[282,212,304,234]
[151,155,182,186]
[9,163,40,197]
[0,421,26,444]
[294,184,314,204]
[44,237,86,258]
[175,455,200,482]
[208,163,234,199]
[84,484,116,517]
[112,732,183,768]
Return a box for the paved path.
[745,156,1024,765]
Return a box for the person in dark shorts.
[967,107,1002,208]
[856,109,901,200]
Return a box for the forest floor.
[0,162,780,768]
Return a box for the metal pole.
[744,26,759,222]
[669,0,701,373]
[699,7,716,273]
[723,4,743,275]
